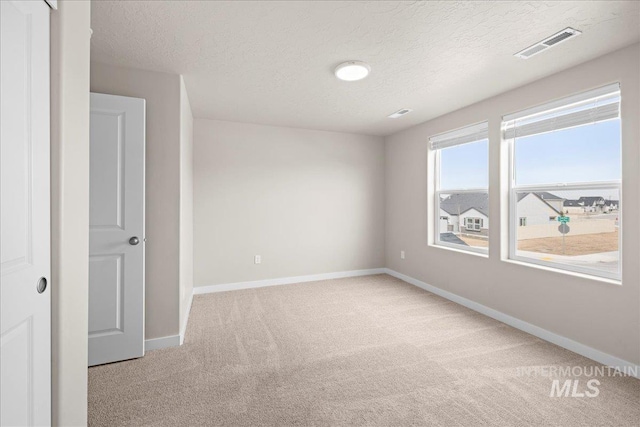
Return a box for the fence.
[518,219,616,240]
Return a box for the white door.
[88,93,145,366]
[0,1,51,425]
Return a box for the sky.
[440,139,488,189]
[439,119,621,194]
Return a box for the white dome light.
[334,61,371,82]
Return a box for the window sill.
[430,242,489,258]
[503,257,621,286]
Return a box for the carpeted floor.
[89,274,640,426]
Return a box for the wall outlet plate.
[254,255,261,264]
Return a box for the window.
[431,122,489,254]
[505,84,621,280]
[465,218,483,231]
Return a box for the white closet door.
[0,1,51,425]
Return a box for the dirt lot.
[517,230,618,256]
[459,235,489,248]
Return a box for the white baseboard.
[146,292,193,350]
[180,291,194,345]
[383,268,640,379]
[145,334,181,352]
[194,268,386,295]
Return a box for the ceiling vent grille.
[388,109,413,119]
[515,27,581,59]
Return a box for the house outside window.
[430,122,489,254]
[465,218,483,231]
[504,83,621,281]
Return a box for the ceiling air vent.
[514,27,581,59]
[388,109,413,119]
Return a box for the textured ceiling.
[91,1,640,136]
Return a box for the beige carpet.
[89,274,640,426]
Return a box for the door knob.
[36,277,47,294]
[129,236,140,246]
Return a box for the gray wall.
[90,62,182,340]
[384,44,640,364]
[193,119,385,286]
[51,0,91,424]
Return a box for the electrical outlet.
[400,250,405,259]
[254,255,261,264]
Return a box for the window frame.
[507,143,622,282]
[432,124,489,256]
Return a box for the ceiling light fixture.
[334,61,371,81]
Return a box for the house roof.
[440,192,615,218]
[577,196,605,206]
[440,193,489,217]
[516,191,563,202]
[440,191,566,217]
[564,197,618,208]
[516,192,564,214]
[536,191,564,201]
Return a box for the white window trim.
[432,121,489,255]
[505,84,622,282]
[430,122,489,150]
[507,135,622,281]
[503,83,620,123]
